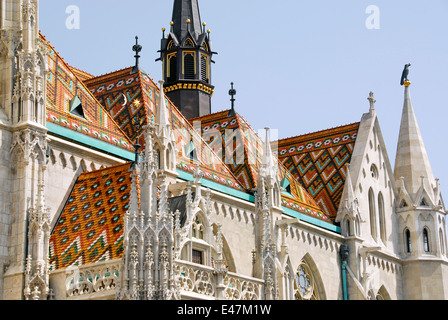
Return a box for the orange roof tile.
[190,110,333,223]
[39,33,134,153]
[49,163,132,270]
[277,122,360,220]
[83,68,246,193]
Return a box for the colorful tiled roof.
[39,33,134,154]
[190,110,332,223]
[69,66,95,82]
[84,67,151,144]
[83,68,246,193]
[277,123,360,220]
[190,110,261,190]
[49,163,132,270]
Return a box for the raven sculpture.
[400,63,411,86]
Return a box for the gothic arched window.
[294,262,320,300]
[167,53,177,83]
[184,38,195,47]
[369,188,377,240]
[423,227,430,253]
[183,52,196,80]
[378,192,386,243]
[439,228,446,256]
[192,216,205,240]
[405,229,412,253]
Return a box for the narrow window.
[200,54,209,83]
[183,52,195,80]
[378,192,386,243]
[369,188,377,240]
[405,229,412,253]
[423,228,430,252]
[192,249,203,265]
[167,54,177,83]
[439,229,446,256]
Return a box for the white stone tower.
[394,80,448,299]
[0,0,50,300]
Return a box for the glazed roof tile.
[83,68,246,193]
[49,163,132,270]
[39,33,134,154]
[277,122,360,220]
[69,66,95,82]
[190,110,332,223]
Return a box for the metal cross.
[132,36,142,71]
[229,82,236,110]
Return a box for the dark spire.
[159,0,215,120]
[228,82,236,117]
[132,36,142,74]
[171,0,202,42]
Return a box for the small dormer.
[69,87,85,118]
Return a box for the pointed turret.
[172,0,203,42]
[152,80,178,182]
[394,83,436,199]
[262,127,275,180]
[158,0,215,120]
[156,80,172,140]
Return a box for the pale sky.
[39,0,448,200]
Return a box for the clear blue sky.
[39,0,448,200]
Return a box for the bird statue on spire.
[400,63,411,86]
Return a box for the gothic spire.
[171,0,203,42]
[156,80,171,139]
[394,82,436,198]
[159,0,215,120]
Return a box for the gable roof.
[190,110,333,223]
[70,66,95,82]
[83,68,246,194]
[277,122,360,220]
[190,110,260,190]
[49,163,132,270]
[39,33,134,157]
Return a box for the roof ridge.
[277,122,360,144]
[188,109,231,122]
[78,162,132,179]
[40,33,134,149]
[174,106,246,189]
[84,67,134,85]
[68,65,95,80]
[234,114,258,189]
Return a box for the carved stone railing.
[223,272,263,300]
[174,260,216,298]
[50,259,120,300]
[50,259,263,300]
[174,260,263,300]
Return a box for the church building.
[0,0,447,300]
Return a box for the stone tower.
[158,0,215,119]
[0,0,50,300]
[394,81,448,299]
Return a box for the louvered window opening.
[184,53,195,80]
[168,56,177,83]
[201,55,208,83]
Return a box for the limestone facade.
[0,0,447,301]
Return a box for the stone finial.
[368,91,376,113]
